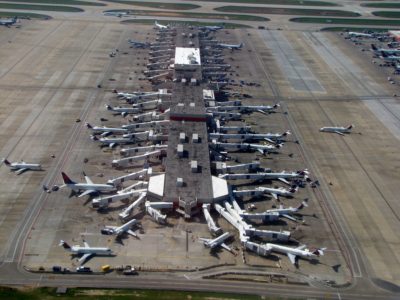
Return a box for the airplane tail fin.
[90,135,99,141]
[59,240,71,250]
[381,52,388,58]
[273,103,280,109]
[85,122,92,129]
[283,130,291,136]
[275,143,284,149]
[106,104,113,111]
[2,158,11,166]
[239,43,244,48]
[289,186,298,193]
[371,44,378,51]
[61,172,76,185]
[113,89,118,93]
[297,199,308,210]
[313,247,327,256]
[347,124,354,130]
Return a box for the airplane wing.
[271,193,278,200]
[101,132,111,137]
[198,238,210,242]
[84,175,94,184]
[296,244,307,251]
[84,241,90,248]
[264,138,275,144]
[109,143,116,148]
[78,253,92,264]
[334,131,345,136]
[280,214,297,222]
[256,148,264,154]
[15,168,28,175]
[257,109,267,115]
[221,243,232,252]
[126,229,137,237]
[287,253,297,264]
[278,178,290,185]
[78,189,96,198]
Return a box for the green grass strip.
[101,0,199,10]
[104,9,269,21]
[185,0,339,7]
[215,6,360,17]
[0,10,51,19]
[122,18,252,28]
[372,11,400,18]
[0,3,83,12]
[362,2,400,8]
[321,26,391,32]
[291,16,400,25]
[0,0,104,6]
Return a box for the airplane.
[0,16,17,27]
[265,200,308,221]
[371,44,400,56]
[101,218,139,238]
[199,25,223,32]
[319,124,353,136]
[91,135,135,148]
[154,20,168,30]
[59,240,113,265]
[85,123,128,136]
[128,39,149,48]
[265,243,326,265]
[106,104,141,117]
[256,186,298,200]
[199,232,232,252]
[380,52,400,63]
[218,42,243,50]
[348,31,372,38]
[57,172,116,197]
[2,158,42,175]
[103,11,130,18]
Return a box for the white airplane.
[85,123,128,136]
[371,44,400,56]
[256,186,298,200]
[154,20,168,30]
[218,42,243,50]
[199,25,223,32]
[240,104,280,114]
[0,16,17,27]
[199,232,232,252]
[265,243,326,265]
[91,135,135,148]
[319,124,353,136]
[58,172,116,197]
[266,201,308,221]
[2,158,42,175]
[101,218,139,238]
[348,31,372,38]
[59,240,113,265]
[106,104,141,117]
[103,11,130,18]
[250,143,284,154]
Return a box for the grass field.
[184,0,339,7]
[215,6,360,17]
[104,9,269,21]
[101,0,200,10]
[321,27,389,32]
[0,287,266,300]
[122,18,252,28]
[0,3,83,12]
[0,10,50,18]
[291,16,400,25]
[361,2,400,8]
[0,0,105,6]
[372,11,400,18]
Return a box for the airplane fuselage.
[70,246,112,255]
[9,162,41,170]
[67,183,115,192]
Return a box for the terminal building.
[147,27,229,218]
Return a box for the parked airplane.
[265,201,308,221]
[319,124,353,136]
[128,39,149,48]
[58,172,116,197]
[59,240,113,265]
[199,25,223,32]
[2,158,42,175]
[101,218,139,237]
[91,135,135,148]
[85,123,128,136]
[199,232,232,252]
[380,52,400,63]
[103,11,130,18]
[106,104,140,117]
[348,31,372,38]
[265,243,326,265]
[371,44,400,56]
[154,20,168,30]
[257,186,298,200]
[0,16,17,27]
[218,42,243,50]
